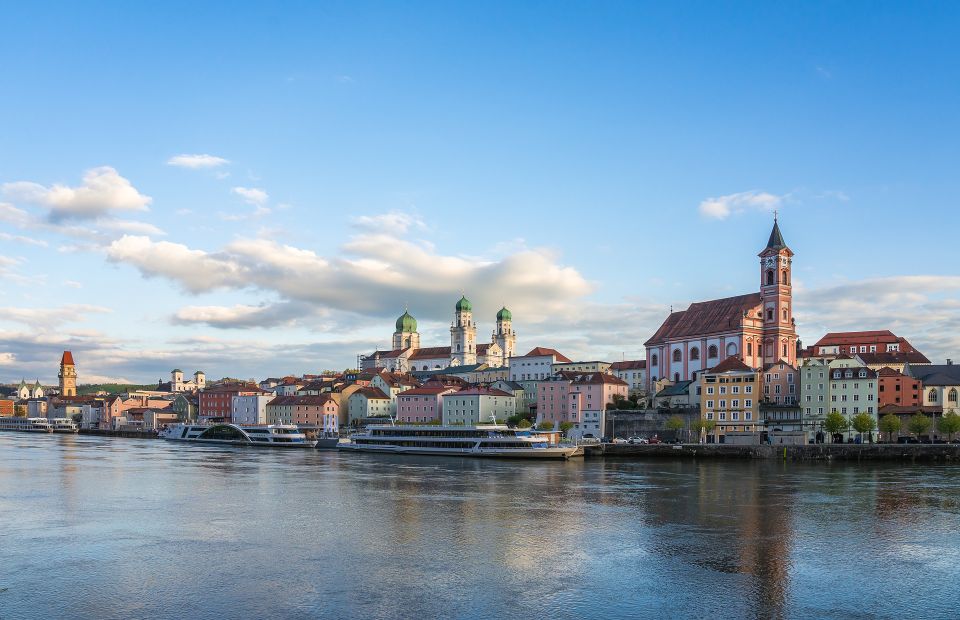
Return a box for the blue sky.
[2,2,959,383]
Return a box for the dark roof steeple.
[766,216,787,251]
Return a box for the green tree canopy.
[851,412,876,436]
[665,415,685,432]
[558,421,575,435]
[878,414,901,441]
[537,421,555,431]
[517,419,533,429]
[907,413,932,437]
[823,410,849,436]
[937,410,960,440]
[691,418,716,434]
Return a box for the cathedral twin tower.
[391,296,516,368]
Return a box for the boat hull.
[338,443,583,460]
[162,438,317,448]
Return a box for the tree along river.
[1,433,958,619]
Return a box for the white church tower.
[450,296,477,366]
[494,306,517,361]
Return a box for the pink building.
[537,371,628,439]
[396,384,458,423]
[761,361,798,405]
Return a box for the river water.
[1,434,958,619]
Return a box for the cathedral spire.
[765,216,788,251]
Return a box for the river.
[1,434,958,619]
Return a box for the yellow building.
[700,357,760,442]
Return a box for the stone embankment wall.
[601,443,960,462]
[79,429,159,439]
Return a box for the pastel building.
[645,219,798,389]
[509,347,572,414]
[799,358,830,431]
[266,395,339,433]
[396,385,458,423]
[609,360,648,396]
[536,372,628,439]
[347,387,391,423]
[877,368,922,408]
[827,364,878,436]
[231,394,273,425]
[442,386,516,426]
[700,357,761,442]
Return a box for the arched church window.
[651,354,658,366]
[782,309,788,321]
[782,269,788,285]
[690,347,700,361]
[766,270,774,286]
[708,345,718,359]
[747,342,753,356]
[782,344,787,357]
[929,389,938,402]
[949,388,958,403]
[672,349,682,363]
[726,342,738,357]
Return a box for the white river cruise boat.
[339,424,584,459]
[48,418,79,433]
[159,423,317,448]
[0,417,54,433]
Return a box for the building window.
[726,343,738,357]
[708,345,718,359]
[651,354,658,366]
[747,342,753,356]
[690,347,700,361]
[673,349,682,363]
[766,270,774,286]
[767,309,774,321]
[950,389,958,403]
[782,269,788,285]
[929,389,938,402]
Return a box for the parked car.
[627,436,648,444]
[648,435,662,445]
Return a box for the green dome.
[497,306,512,321]
[455,295,472,313]
[395,310,417,333]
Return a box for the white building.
[170,369,206,393]
[231,394,273,425]
[442,387,516,426]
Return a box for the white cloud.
[0,352,15,365]
[0,304,112,329]
[166,154,230,169]
[63,280,83,289]
[0,231,47,247]
[699,190,782,220]
[352,211,427,234]
[106,236,246,293]
[3,166,151,220]
[231,186,269,207]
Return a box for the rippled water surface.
[2,434,959,619]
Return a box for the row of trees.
[821,410,960,442]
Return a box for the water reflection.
[1,435,959,619]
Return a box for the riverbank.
[79,428,158,439]
[599,443,960,462]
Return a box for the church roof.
[858,351,931,365]
[645,292,761,346]
[61,351,75,366]
[409,346,453,360]
[610,360,647,371]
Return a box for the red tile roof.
[398,386,457,396]
[522,347,572,363]
[708,357,755,374]
[409,346,453,360]
[452,386,515,397]
[61,350,75,366]
[645,293,761,346]
[354,387,389,400]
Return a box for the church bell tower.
[758,217,797,366]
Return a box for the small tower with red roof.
[59,351,77,397]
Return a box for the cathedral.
[361,296,517,373]
[644,218,798,389]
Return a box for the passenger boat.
[159,423,317,448]
[314,433,341,449]
[0,416,54,433]
[339,424,583,459]
[48,418,79,433]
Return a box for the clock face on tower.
[764,256,776,267]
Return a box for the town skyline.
[2,3,959,383]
